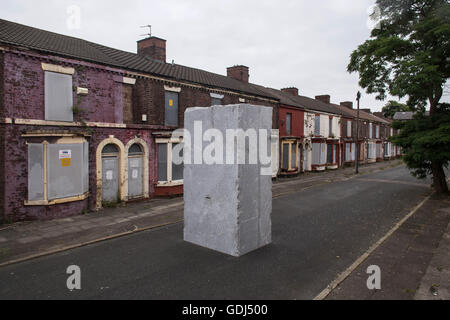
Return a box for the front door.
[102,157,119,203]
[128,157,143,199]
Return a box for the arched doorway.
[101,143,120,204]
[128,143,144,199]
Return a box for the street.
[0,166,432,300]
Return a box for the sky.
[2,0,440,112]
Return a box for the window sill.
[157,181,184,187]
[25,192,89,206]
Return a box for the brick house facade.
[0,19,279,222]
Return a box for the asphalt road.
[0,166,432,300]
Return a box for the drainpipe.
[356,91,361,174]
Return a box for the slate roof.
[393,112,415,120]
[0,18,275,100]
[255,85,355,117]
[253,87,305,110]
[335,105,390,124]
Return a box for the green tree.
[348,0,450,194]
[392,104,450,193]
[382,100,413,118]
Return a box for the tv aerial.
[140,25,152,37]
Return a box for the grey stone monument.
[184,104,273,257]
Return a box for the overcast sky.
[2,0,437,112]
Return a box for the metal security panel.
[320,144,327,165]
[128,157,143,199]
[314,116,320,136]
[102,157,119,203]
[172,143,184,181]
[83,142,89,193]
[45,72,74,122]
[47,144,83,200]
[28,144,44,201]
[165,91,179,126]
[282,144,289,169]
[327,144,333,164]
[158,144,168,182]
[312,143,320,165]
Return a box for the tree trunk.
[429,92,448,195]
[431,162,449,195]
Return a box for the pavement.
[326,194,450,300]
[0,160,447,300]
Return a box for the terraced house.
[0,19,280,222]
[0,19,398,223]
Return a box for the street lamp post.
[356,91,361,174]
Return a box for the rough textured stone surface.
[184,104,273,257]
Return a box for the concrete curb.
[0,219,183,268]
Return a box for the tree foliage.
[348,0,450,109]
[348,0,450,194]
[391,104,450,180]
[382,100,413,118]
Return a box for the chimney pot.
[227,65,249,83]
[281,87,299,96]
[315,95,331,104]
[137,37,167,63]
[340,101,353,109]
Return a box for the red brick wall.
[279,105,304,137]
[132,77,279,129]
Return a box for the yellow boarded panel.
[61,158,71,167]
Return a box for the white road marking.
[313,194,432,300]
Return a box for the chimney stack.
[315,95,331,104]
[340,101,353,109]
[361,108,372,114]
[227,65,249,83]
[137,37,166,63]
[281,87,299,96]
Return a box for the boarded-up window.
[28,141,88,202]
[122,84,134,123]
[282,143,290,170]
[83,142,89,194]
[158,144,168,182]
[347,121,352,137]
[211,97,222,106]
[291,144,297,169]
[314,116,320,136]
[165,91,179,127]
[376,125,380,139]
[327,144,333,164]
[313,143,326,165]
[28,144,44,201]
[47,143,87,200]
[329,118,333,136]
[45,72,73,122]
[369,123,373,139]
[172,143,184,181]
[286,113,292,136]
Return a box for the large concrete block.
[184,104,273,257]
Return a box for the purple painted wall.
[2,51,125,123]
[0,50,161,222]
